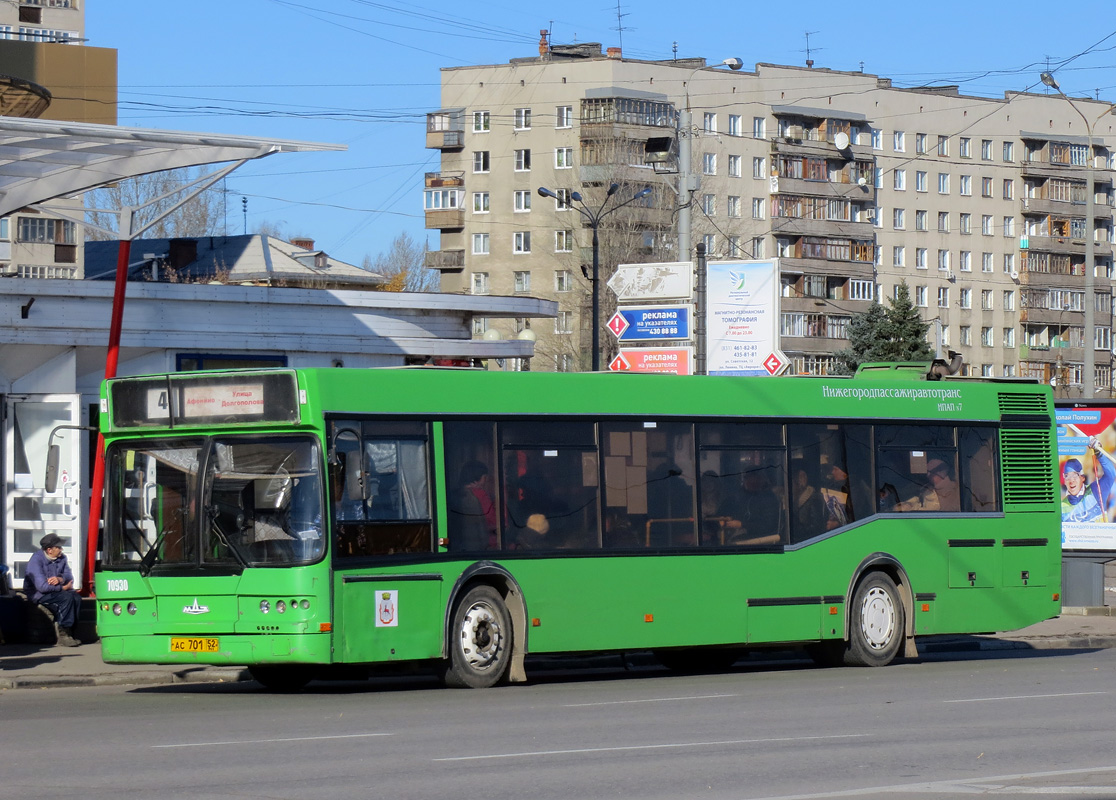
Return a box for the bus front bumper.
[100,632,332,666]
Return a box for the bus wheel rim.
[861,586,896,650]
[460,603,503,670]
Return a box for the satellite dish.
[857,176,867,186]
[834,132,850,150]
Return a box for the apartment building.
[0,1,116,279]
[424,40,1116,394]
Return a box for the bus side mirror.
[45,444,60,494]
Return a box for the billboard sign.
[608,305,692,342]
[706,259,781,376]
[1056,402,1116,550]
[606,262,693,302]
[608,348,693,375]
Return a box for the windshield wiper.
[207,506,248,569]
[139,529,169,577]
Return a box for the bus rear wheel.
[844,572,904,667]
[248,665,315,692]
[443,585,511,689]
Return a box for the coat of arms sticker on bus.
[376,590,398,627]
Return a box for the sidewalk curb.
[0,667,251,691]
[919,635,1116,653]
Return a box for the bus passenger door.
[334,574,444,663]
[3,394,84,591]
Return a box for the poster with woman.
[1057,404,1116,550]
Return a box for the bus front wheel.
[443,585,511,689]
[845,572,904,667]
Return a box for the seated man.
[23,533,81,647]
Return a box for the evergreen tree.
[833,282,933,374]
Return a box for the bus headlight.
[276,600,287,614]
[112,603,122,616]
[260,600,270,614]
[126,602,137,615]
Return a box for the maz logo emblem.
[183,598,210,615]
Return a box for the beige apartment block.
[425,39,1116,394]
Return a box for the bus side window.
[960,426,999,512]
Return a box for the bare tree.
[85,167,228,240]
[364,232,438,292]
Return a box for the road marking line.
[433,733,870,762]
[944,691,1108,704]
[564,693,738,707]
[153,733,392,749]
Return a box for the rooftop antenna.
[672,41,677,60]
[803,30,822,68]
[612,0,631,53]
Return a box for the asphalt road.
[5,647,1116,800]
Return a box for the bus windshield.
[105,436,325,570]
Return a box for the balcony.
[426,111,465,151]
[425,209,464,231]
[424,249,465,272]
[425,173,464,189]
[771,216,875,240]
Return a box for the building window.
[959,213,971,234]
[893,131,905,152]
[1003,253,1015,273]
[702,233,716,253]
[982,215,994,236]
[727,236,742,257]
[472,151,490,173]
[513,271,531,292]
[959,175,972,196]
[938,212,950,233]
[960,325,971,345]
[982,289,993,310]
[472,111,490,132]
[555,230,574,252]
[981,177,993,198]
[959,250,972,271]
[471,272,489,294]
[938,287,950,308]
[513,190,531,212]
[1003,141,1014,162]
[555,188,572,210]
[915,171,927,192]
[728,155,742,177]
[555,354,572,371]
[915,133,927,154]
[752,237,765,258]
[555,269,572,292]
[513,108,531,130]
[472,317,488,336]
[472,192,489,213]
[753,117,766,139]
[1003,290,1015,311]
[555,147,574,168]
[513,231,531,254]
[981,327,994,347]
[703,153,717,175]
[915,285,928,306]
[982,252,994,272]
[938,249,951,270]
[17,217,75,244]
[960,288,972,308]
[701,194,716,215]
[703,112,717,132]
[937,135,949,156]
[871,128,883,150]
[938,173,950,194]
[752,198,765,219]
[981,139,993,160]
[727,196,741,217]
[893,246,905,267]
[915,210,927,231]
[556,105,573,128]
[1003,216,1014,237]
[893,208,905,229]
[514,149,531,171]
[850,279,874,300]
[960,137,971,158]
[472,233,489,255]
[916,248,928,269]
[555,311,573,334]
[728,114,741,136]
[752,157,766,179]
[1003,179,1014,200]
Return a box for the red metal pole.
[83,238,131,595]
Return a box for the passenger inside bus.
[732,461,783,545]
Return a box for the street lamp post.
[538,184,652,371]
[1040,72,1116,398]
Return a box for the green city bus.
[93,364,1061,690]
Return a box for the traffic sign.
[608,305,692,342]
[608,347,693,375]
[606,262,693,302]
[763,350,789,376]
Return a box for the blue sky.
[87,1,1116,267]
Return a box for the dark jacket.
[23,549,74,603]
